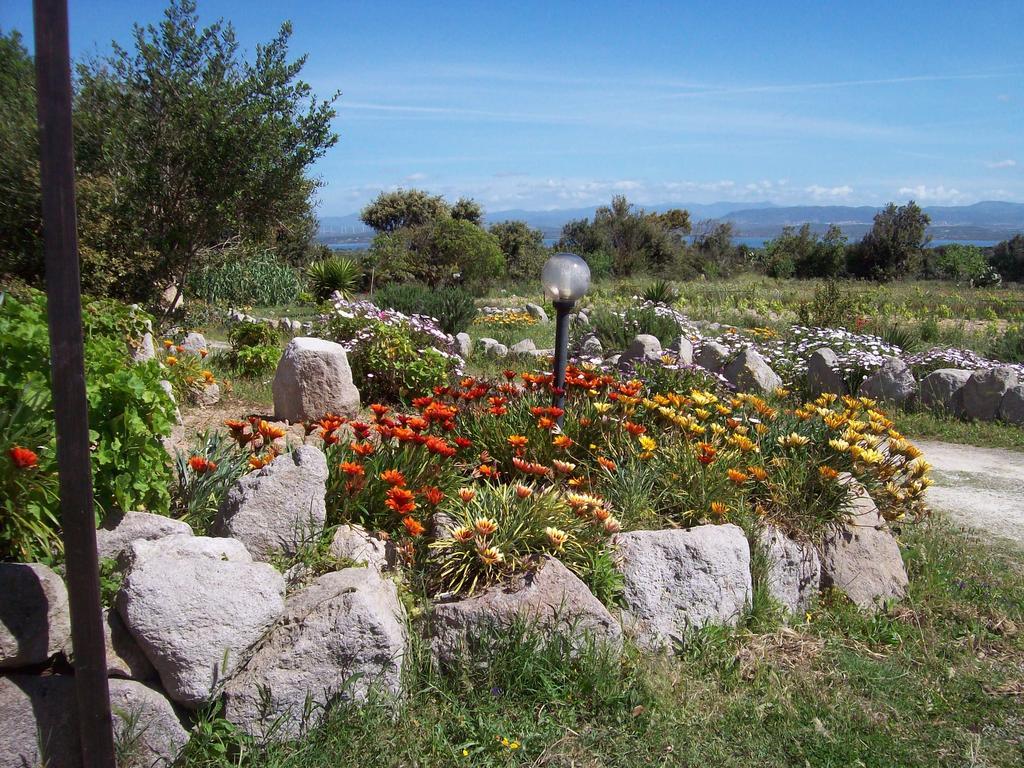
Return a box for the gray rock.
[527,348,555,359]
[757,527,821,614]
[0,562,71,669]
[102,608,156,679]
[194,382,221,407]
[216,445,328,561]
[819,484,908,610]
[509,338,537,356]
[525,303,549,323]
[619,334,663,367]
[96,511,194,562]
[615,524,752,650]
[723,347,783,395]
[330,524,392,572]
[116,536,286,708]
[668,336,694,365]
[0,675,187,768]
[455,331,472,358]
[478,337,509,358]
[961,366,1019,421]
[581,334,603,357]
[573,311,590,326]
[160,285,184,311]
[430,556,621,665]
[694,340,729,372]
[223,568,407,739]
[919,368,971,413]
[273,337,361,422]
[132,332,156,363]
[181,332,208,357]
[158,379,183,425]
[858,356,917,404]
[807,348,848,397]
[605,354,621,366]
[999,384,1024,425]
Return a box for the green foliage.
[230,345,281,378]
[848,201,930,281]
[450,197,483,226]
[426,218,505,293]
[306,256,362,301]
[693,221,738,275]
[989,323,1024,363]
[188,249,302,307]
[990,234,1024,283]
[591,304,687,350]
[360,188,451,232]
[488,220,549,281]
[375,283,477,334]
[764,224,847,279]
[797,280,865,329]
[933,244,990,283]
[228,321,279,350]
[640,279,680,305]
[98,557,123,607]
[171,431,251,533]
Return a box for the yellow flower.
[593,402,613,414]
[855,447,885,465]
[545,527,569,549]
[828,438,850,452]
[638,435,657,452]
[710,501,728,518]
[473,518,498,536]
[778,432,811,448]
[479,547,504,566]
[165,356,178,366]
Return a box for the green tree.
[693,220,737,275]
[360,189,450,233]
[489,220,548,281]
[451,197,484,226]
[764,223,847,278]
[73,0,338,304]
[425,218,504,293]
[990,234,1024,283]
[934,244,989,283]
[849,201,930,281]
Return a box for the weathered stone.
[116,536,286,708]
[223,568,407,739]
[580,334,603,357]
[330,524,392,572]
[455,332,472,358]
[807,347,848,397]
[430,556,621,664]
[527,348,555,359]
[478,337,509,358]
[0,675,188,768]
[858,356,917,404]
[961,366,1019,421]
[999,384,1024,425]
[819,484,908,610]
[103,608,156,679]
[181,332,208,357]
[605,354,621,366]
[573,311,590,326]
[525,303,549,322]
[96,511,194,562]
[194,382,221,406]
[694,340,729,372]
[918,368,971,413]
[0,562,71,669]
[757,527,821,614]
[132,332,156,363]
[619,334,662,368]
[723,347,783,395]
[615,525,752,650]
[273,337,360,422]
[216,446,328,561]
[510,338,537,355]
[160,284,184,311]
[158,379,183,425]
[669,336,694,365]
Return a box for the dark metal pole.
[33,1,117,765]
[551,299,574,425]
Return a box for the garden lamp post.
[542,252,591,424]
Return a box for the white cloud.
[805,184,854,200]
[896,184,966,203]
[986,159,1017,169]
[405,172,427,181]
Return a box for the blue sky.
[5,0,1023,215]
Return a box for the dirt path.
[917,439,1024,546]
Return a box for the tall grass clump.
[307,257,362,302]
[189,249,302,306]
[375,283,478,334]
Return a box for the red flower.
[339,461,365,477]
[454,436,473,449]
[9,446,39,469]
[188,455,218,473]
[696,442,717,465]
[349,421,372,440]
[351,441,375,457]
[402,516,426,537]
[385,486,417,515]
[422,486,444,506]
[381,469,407,486]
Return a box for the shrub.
[171,431,251,533]
[488,220,549,282]
[228,320,279,350]
[796,280,865,329]
[375,283,477,334]
[641,279,680,305]
[187,249,302,306]
[989,324,1024,363]
[306,256,362,302]
[590,301,697,351]
[225,321,281,378]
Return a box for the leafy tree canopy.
[360,189,452,233]
[849,201,930,281]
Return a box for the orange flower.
[507,434,529,449]
[369,403,390,420]
[710,501,728,518]
[258,420,287,441]
[426,436,457,458]
[162,339,173,349]
[727,468,749,485]
[380,469,407,487]
[351,441,375,457]
[512,457,550,477]
[477,463,499,478]
[385,486,417,515]
[515,484,533,499]
[199,348,209,358]
[224,418,248,434]
[623,420,646,436]
[748,465,769,482]
[696,442,717,465]
[453,526,474,543]
[402,516,426,537]
[165,356,178,366]
[422,486,445,506]
[458,487,477,503]
[597,456,617,472]
[339,461,365,477]
[248,453,273,470]
[552,434,573,449]
[188,455,218,473]
[536,417,556,431]
[474,517,498,536]
[9,446,39,469]
[818,465,840,480]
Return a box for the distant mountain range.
[317,200,1024,244]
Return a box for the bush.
[989,324,1024,363]
[375,283,477,334]
[990,234,1024,283]
[228,320,279,350]
[590,302,696,351]
[171,431,251,533]
[224,321,281,378]
[188,249,302,306]
[306,257,362,302]
[0,290,177,562]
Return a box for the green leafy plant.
[187,249,303,307]
[641,279,680,305]
[227,320,279,350]
[307,257,362,301]
[375,283,478,335]
[172,431,252,533]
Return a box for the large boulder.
[694,340,729,373]
[330,524,392,572]
[757,527,821,614]
[723,347,783,395]
[116,535,286,708]
[223,568,407,739]
[918,368,971,413]
[103,608,156,680]
[0,562,71,669]
[858,356,917,404]
[0,676,187,768]
[525,302,549,323]
[430,556,621,665]
[619,334,663,368]
[818,484,908,610]
[961,366,1019,421]
[273,337,360,423]
[96,510,193,562]
[668,336,694,366]
[807,348,847,397]
[999,384,1024,425]
[215,445,328,561]
[615,524,752,650]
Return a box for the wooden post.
[33,0,117,765]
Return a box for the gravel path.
[917,439,1024,546]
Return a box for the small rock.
[180,332,208,357]
[999,384,1024,425]
[858,356,917,404]
[615,525,752,650]
[455,332,472,358]
[132,332,156,363]
[96,511,194,562]
[619,334,662,368]
[430,556,621,665]
[918,368,971,413]
[216,445,328,561]
[273,337,361,422]
[694,340,729,372]
[818,483,908,610]
[525,303,549,323]
[108,679,190,766]
[0,562,71,669]
[330,524,392,572]
[757,526,821,614]
[158,380,183,425]
[581,334,603,357]
[478,338,509,358]
[160,285,184,311]
[961,366,1019,421]
[605,354,621,366]
[527,348,554,359]
[223,568,407,739]
[573,311,590,326]
[194,382,221,406]
[510,338,537,355]
[669,336,694,365]
[807,348,848,397]
[723,347,783,394]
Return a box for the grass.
[895,409,1024,452]
[179,518,1024,767]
